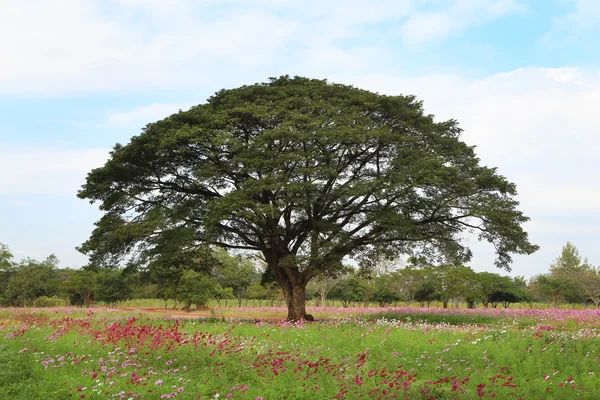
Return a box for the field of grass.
[1,307,599,399]
[115,298,581,310]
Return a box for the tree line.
[1,241,598,309]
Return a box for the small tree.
[574,267,600,308]
[63,269,97,307]
[263,281,283,307]
[4,255,61,307]
[550,242,589,275]
[245,282,268,306]
[391,267,426,306]
[529,274,576,308]
[331,274,365,308]
[214,286,235,307]
[214,249,257,307]
[309,275,339,307]
[0,242,15,305]
[96,270,129,307]
[415,280,438,307]
[178,270,220,311]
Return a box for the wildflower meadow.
[1,306,599,399]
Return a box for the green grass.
[1,307,599,399]
[362,311,502,326]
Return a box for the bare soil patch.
[118,307,288,321]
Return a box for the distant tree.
[0,242,15,304]
[178,270,220,311]
[476,272,522,308]
[63,269,97,307]
[573,267,600,308]
[78,76,538,320]
[96,270,129,307]
[331,274,365,308]
[358,275,378,308]
[214,286,235,307]
[370,274,398,307]
[486,276,523,308]
[214,249,257,307]
[415,280,438,308]
[4,255,61,307]
[245,282,268,306]
[391,267,426,306]
[0,242,13,270]
[548,242,589,305]
[153,268,183,309]
[263,281,283,307]
[529,274,577,307]
[308,275,339,307]
[550,242,590,275]
[429,265,478,309]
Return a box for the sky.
[1,0,599,278]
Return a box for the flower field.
[1,307,599,399]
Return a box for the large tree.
[78,76,537,320]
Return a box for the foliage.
[391,266,427,306]
[3,255,62,306]
[214,286,235,307]
[308,275,339,307]
[0,242,15,305]
[550,242,590,275]
[573,267,600,308]
[213,248,258,307]
[77,76,538,320]
[331,274,365,307]
[177,270,220,310]
[62,269,97,307]
[95,270,129,307]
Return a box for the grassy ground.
[1,307,599,399]
[115,298,581,310]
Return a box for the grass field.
[1,307,599,399]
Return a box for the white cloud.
[399,12,457,44]
[398,0,524,45]
[0,144,109,195]
[544,0,600,43]
[6,200,40,207]
[0,0,525,96]
[106,102,195,127]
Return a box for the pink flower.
[178,387,184,392]
[155,379,163,386]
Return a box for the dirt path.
[118,307,288,321]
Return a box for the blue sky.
[1,0,599,277]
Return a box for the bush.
[33,296,64,307]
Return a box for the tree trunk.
[272,264,308,320]
[285,283,307,320]
[265,250,313,321]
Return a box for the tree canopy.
[550,241,590,275]
[78,76,538,320]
